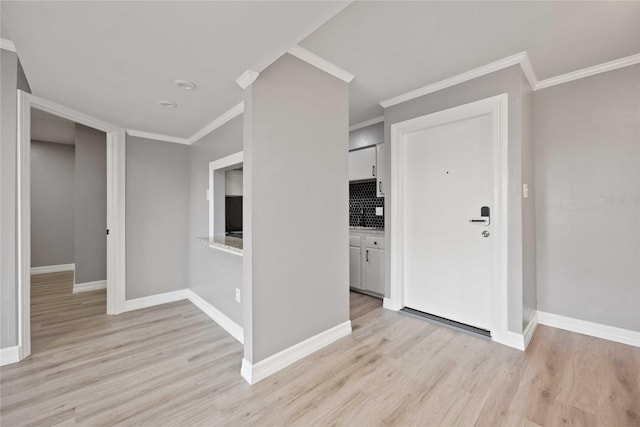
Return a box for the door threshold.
[399,307,491,340]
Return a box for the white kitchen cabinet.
[349,232,385,297]
[349,245,362,289]
[376,144,385,197]
[349,146,377,181]
[364,247,385,295]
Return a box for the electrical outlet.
[235,288,241,303]
[375,207,384,216]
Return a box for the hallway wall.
[30,141,75,267]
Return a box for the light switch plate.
[375,207,384,216]
[235,288,241,303]
[523,183,529,199]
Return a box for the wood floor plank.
[1,273,638,426]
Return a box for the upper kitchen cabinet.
[376,144,385,197]
[349,146,377,181]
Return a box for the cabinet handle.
[366,249,369,262]
[379,181,383,193]
[372,165,376,177]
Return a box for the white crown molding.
[187,102,244,144]
[73,280,107,293]
[0,38,16,52]
[519,52,539,89]
[126,129,190,145]
[380,51,640,108]
[125,101,244,146]
[241,320,352,384]
[29,93,118,133]
[537,310,640,348]
[186,290,244,344]
[349,115,384,132]
[0,346,20,366]
[288,45,354,83]
[535,53,640,90]
[123,289,190,312]
[381,52,531,108]
[30,263,75,275]
[236,70,260,89]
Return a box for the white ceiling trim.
[288,45,354,83]
[126,129,190,145]
[30,93,118,133]
[535,53,640,90]
[187,101,244,145]
[126,101,244,146]
[349,115,384,131]
[380,51,640,109]
[380,52,534,108]
[236,70,260,89]
[0,38,16,52]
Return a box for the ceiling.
[0,1,348,138]
[31,108,76,145]
[301,1,640,124]
[2,2,639,136]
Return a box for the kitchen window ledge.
[197,235,243,256]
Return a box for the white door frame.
[386,93,514,348]
[16,90,126,361]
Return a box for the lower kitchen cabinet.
[364,247,384,295]
[349,246,362,289]
[349,233,385,298]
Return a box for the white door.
[403,113,493,330]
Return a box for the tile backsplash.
[349,180,384,228]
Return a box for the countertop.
[197,235,243,256]
[349,226,384,235]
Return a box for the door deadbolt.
[482,231,490,238]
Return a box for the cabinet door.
[349,146,377,181]
[376,144,385,197]
[364,248,385,295]
[349,246,362,289]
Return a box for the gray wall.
[74,124,107,284]
[244,53,350,363]
[188,115,244,327]
[534,65,640,332]
[126,135,190,299]
[1,48,19,348]
[384,65,529,333]
[30,141,75,267]
[349,121,383,151]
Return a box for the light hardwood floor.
[1,271,638,426]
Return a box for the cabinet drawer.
[349,235,361,247]
[365,236,385,249]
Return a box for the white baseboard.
[241,320,352,385]
[73,280,107,293]
[383,297,401,311]
[537,310,640,348]
[30,263,75,275]
[185,290,243,344]
[0,346,20,366]
[523,311,539,349]
[123,289,244,345]
[123,289,190,312]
